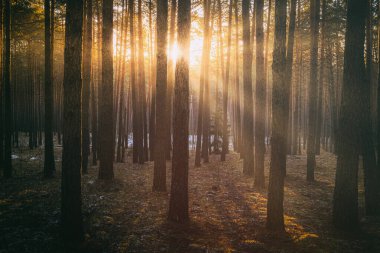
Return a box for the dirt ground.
[1,145,380,253]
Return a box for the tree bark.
[153,0,168,192]
[61,0,84,242]
[333,0,367,230]
[266,0,287,231]
[168,0,191,223]
[98,0,114,180]
[242,0,254,177]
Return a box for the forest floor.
[1,144,380,253]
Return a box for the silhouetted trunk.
[307,0,320,181]
[284,0,296,164]
[333,0,367,230]
[166,0,177,161]
[267,0,287,231]
[195,0,209,167]
[0,0,3,169]
[242,0,254,177]
[221,0,232,162]
[138,0,148,162]
[362,0,379,216]
[254,0,265,188]
[98,0,114,180]
[149,0,155,161]
[153,0,168,192]
[168,0,191,223]
[61,0,84,242]
[82,0,93,173]
[3,0,12,178]
[234,0,241,154]
[264,0,272,146]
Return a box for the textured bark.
[333,0,367,230]
[82,0,93,173]
[98,0,114,180]
[267,0,287,231]
[242,0,254,177]
[168,0,191,223]
[61,0,84,242]
[254,0,265,188]
[3,0,12,178]
[153,0,168,192]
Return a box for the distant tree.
[82,0,93,173]
[221,0,232,162]
[333,0,367,229]
[254,0,265,188]
[242,0,254,177]
[306,0,320,182]
[153,0,168,192]
[3,0,12,178]
[61,0,84,242]
[43,0,55,178]
[98,0,114,180]
[168,0,191,223]
[267,0,288,231]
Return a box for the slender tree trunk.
[265,0,272,147]
[61,0,84,242]
[254,0,265,188]
[242,0,254,177]
[166,0,177,161]
[82,0,93,173]
[221,0,233,162]
[138,0,148,163]
[333,0,367,230]
[267,0,287,231]
[168,0,191,223]
[307,0,320,182]
[98,0,114,180]
[234,0,241,154]
[3,0,12,178]
[149,0,156,161]
[153,0,168,192]
[0,0,3,169]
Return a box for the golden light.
[168,43,180,62]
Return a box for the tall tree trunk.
[242,0,254,177]
[166,0,177,161]
[195,0,210,167]
[254,0,265,188]
[3,0,11,178]
[153,0,168,192]
[234,0,241,154]
[363,0,380,216]
[333,0,367,230]
[284,0,296,164]
[168,0,191,223]
[0,0,3,168]
[138,0,148,162]
[82,0,93,173]
[98,0,114,180]
[265,0,272,146]
[44,0,55,178]
[149,0,155,161]
[129,0,140,164]
[221,0,233,162]
[61,0,84,242]
[307,0,320,181]
[266,0,287,231]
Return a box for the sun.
[168,43,179,62]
